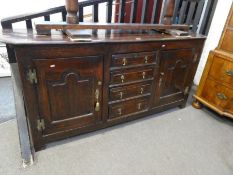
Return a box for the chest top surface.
[0,29,205,45]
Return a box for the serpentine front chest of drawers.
[0,30,205,154]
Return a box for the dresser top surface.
[0,29,205,45]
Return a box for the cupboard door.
[33,56,103,136]
[155,49,194,106]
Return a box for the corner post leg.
[162,0,175,25]
[65,0,79,24]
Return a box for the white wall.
[0,0,64,21]
[194,0,233,84]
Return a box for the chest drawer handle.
[122,58,127,66]
[217,93,228,100]
[226,70,233,76]
[144,56,148,64]
[119,92,123,99]
[118,108,122,116]
[142,72,146,79]
[138,103,142,110]
[140,87,144,94]
[121,75,125,83]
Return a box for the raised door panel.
[33,56,103,136]
[155,49,194,106]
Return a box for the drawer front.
[201,78,233,110]
[209,56,233,85]
[109,97,149,119]
[110,83,151,101]
[110,68,154,85]
[112,52,157,68]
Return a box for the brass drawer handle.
[118,108,122,115]
[119,92,123,99]
[121,75,125,83]
[142,72,146,79]
[95,89,100,111]
[122,58,127,66]
[216,93,228,100]
[144,56,148,64]
[140,87,144,94]
[138,103,142,110]
[225,70,233,76]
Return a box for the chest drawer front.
[109,97,149,119]
[112,52,157,68]
[201,78,233,110]
[110,68,154,85]
[161,49,194,61]
[110,83,151,101]
[209,56,233,85]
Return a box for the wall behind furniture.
[194,0,233,85]
[0,0,64,22]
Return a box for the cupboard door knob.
[144,56,148,64]
[216,93,228,100]
[142,72,146,79]
[122,58,127,66]
[95,89,100,111]
[225,70,233,76]
[161,44,166,48]
[121,75,125,83]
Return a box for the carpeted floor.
[0,105,233,175]
[0,77,15,123]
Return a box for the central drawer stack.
[108,51,157,120]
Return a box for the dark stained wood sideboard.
[0,29,205,153]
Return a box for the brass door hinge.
[37,119,45,131]
[27,69,37,84]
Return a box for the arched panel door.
[33,56,103,138]
[154,49,195,106]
